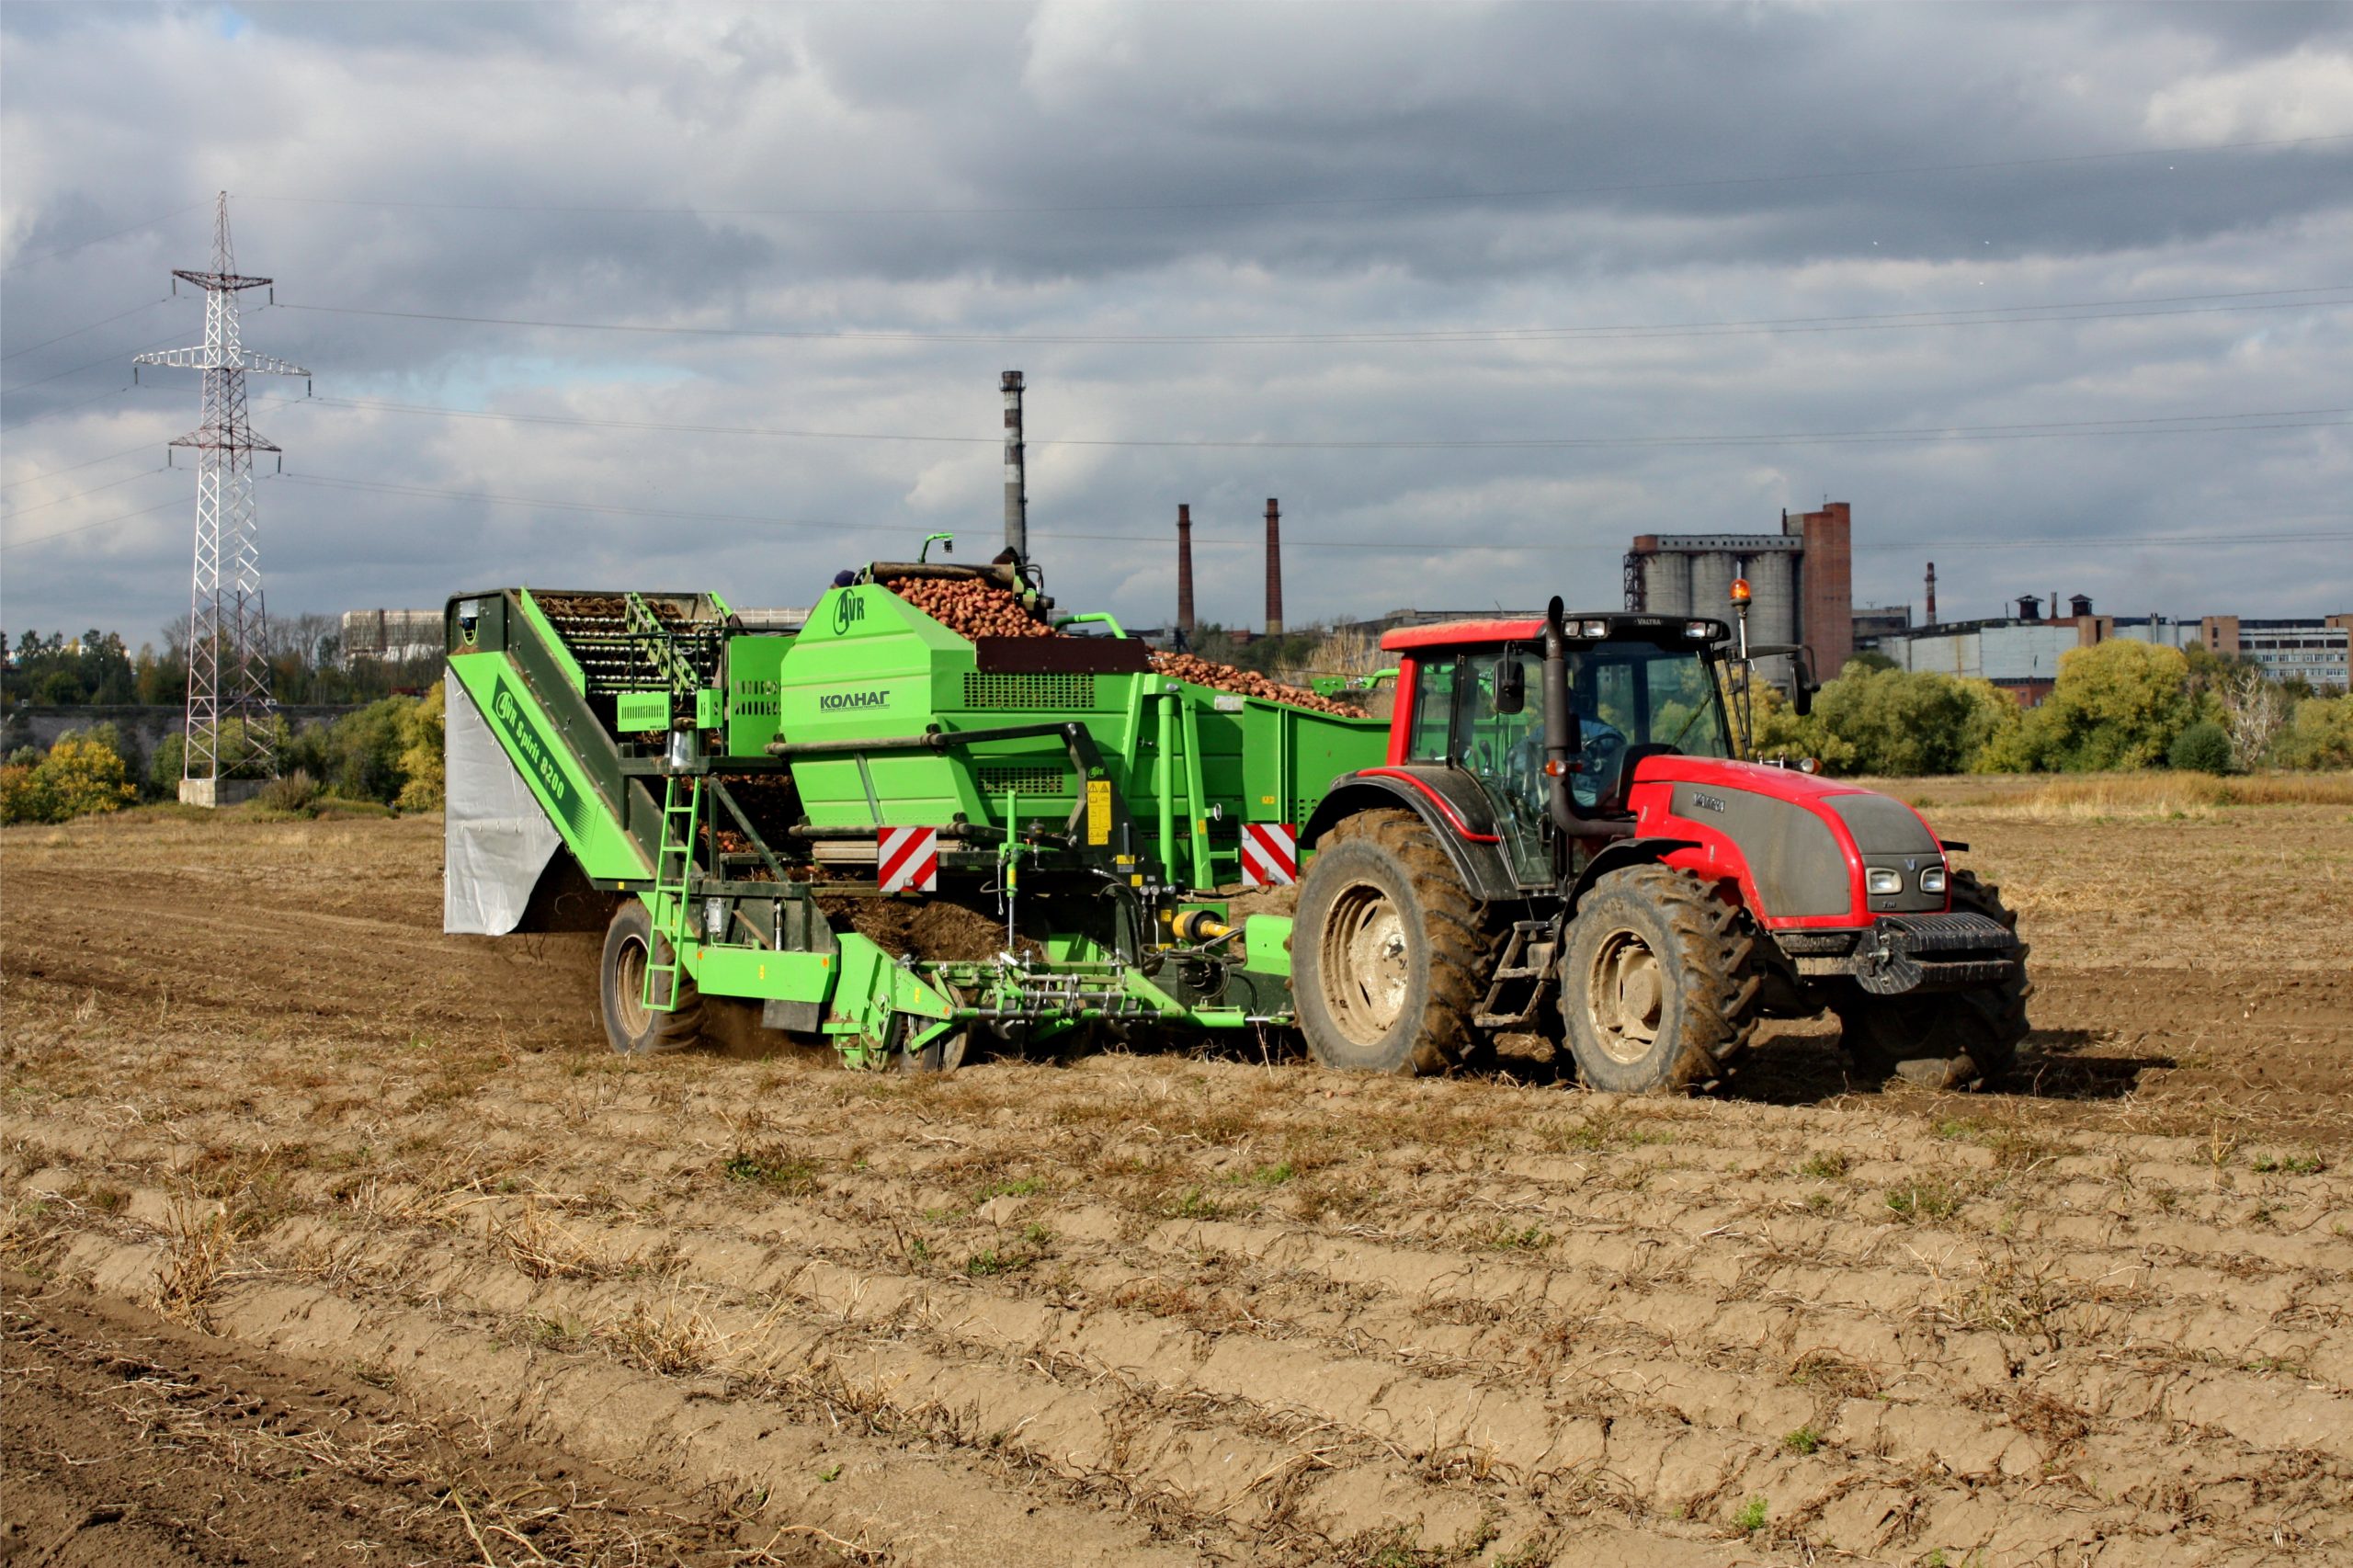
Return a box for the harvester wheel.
[1558,865,1760,1094]
[1835,870,2029,1090]
[1293,809,1485,1075]
[598,901,707,1054]
[893,985,971,1074]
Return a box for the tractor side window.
[1408,658,1457,762]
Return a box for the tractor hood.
[1623,756,1950,929]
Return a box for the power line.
[272,287,2350,347]
[0,331,192,397]
[0,493,190,551]
[262,390,2350,452]
[13,464,2345,561]
[0,440,161,493]
[242,131,2353,220]
[0,199,207,275]
[0,382,142,434]
[261,470,2353,556]
[0,464,171,520]
[0,299,169,362]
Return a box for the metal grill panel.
[961,672,1096,710]
[976,765,1072,796]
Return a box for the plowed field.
[6,794,2351,1566]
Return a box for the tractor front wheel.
[1558,865,1760,1093]
[1292,809,1485,1075]
[1835,870,2029,1090]
[598,900,708,1054]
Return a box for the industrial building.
[1623,501,1853,688]
[1851,604,1913,642]
[338,608,442,665]
[1868,596,2197,706]
[2201,616,2352,692]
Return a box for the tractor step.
[1476,920,1558,1029]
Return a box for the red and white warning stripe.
[877,825,939,892]
[1240,823,1298,888]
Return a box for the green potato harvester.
[442,551,1388,1068]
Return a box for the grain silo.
[1621,502,1852,688]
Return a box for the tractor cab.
[1378,612,1735,884]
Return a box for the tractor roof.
[1380,613,1728,653]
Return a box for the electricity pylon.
[135,193,308,801]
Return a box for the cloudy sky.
[4,1,2348,651]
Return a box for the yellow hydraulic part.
[1171,909,1234,944]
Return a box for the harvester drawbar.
[447,546,2029,1091]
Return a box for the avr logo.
[833,592,867,636]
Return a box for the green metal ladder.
[643,774,701,1012]
[623,592,703,704]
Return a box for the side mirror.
[1495,659,1526,715]
[1792,680,1813,718]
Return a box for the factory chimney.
[1925,561,1937,625]
[1264,497,1285,635]
[1176,503,1197,638]
[1001,370,1027,559]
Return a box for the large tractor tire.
[1558,864,1761,1094]
[1835,870,2029,1090]
[1293,809,1486,1075]
[598,901,708,1054]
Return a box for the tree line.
[4,623,2346,826]
[1752,641,2353,777]
[0,686,446,825]
[1,618,440,709]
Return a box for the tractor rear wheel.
[1558,865,1760,1094]
[1293,809,1485,1075]
[598,900,708,1054]
[1835,870,2029,1090]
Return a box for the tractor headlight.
[1866,869,1903,896]
[702,897,728,941]
[1580,619,1609,638]
[1920,866,1948,895]
[1685,620,1714,641]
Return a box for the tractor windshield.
[1572,641,1736,775]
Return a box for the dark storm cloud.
[3,1,2348,644]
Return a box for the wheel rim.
[1586,927,1664,1065]
[612,934,653,1040]
[1319,881,1412,1046]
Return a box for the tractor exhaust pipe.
[1542,597,1623,836]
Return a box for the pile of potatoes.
[1146,651,1365,716]
[882,576,1057,640]
[884,576,1365,716]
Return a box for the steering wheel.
[1571,722,1627,810]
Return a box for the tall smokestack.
[1176,503,1196,636]
[1925,561,1938,625]
[1264,497,1285,635]
[1001,369,1027,558]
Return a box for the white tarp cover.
[444,666,563,934]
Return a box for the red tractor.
[1290,597,2029,1092]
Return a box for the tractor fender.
[1564,837,1704,916]
[1302,771,1521,903]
